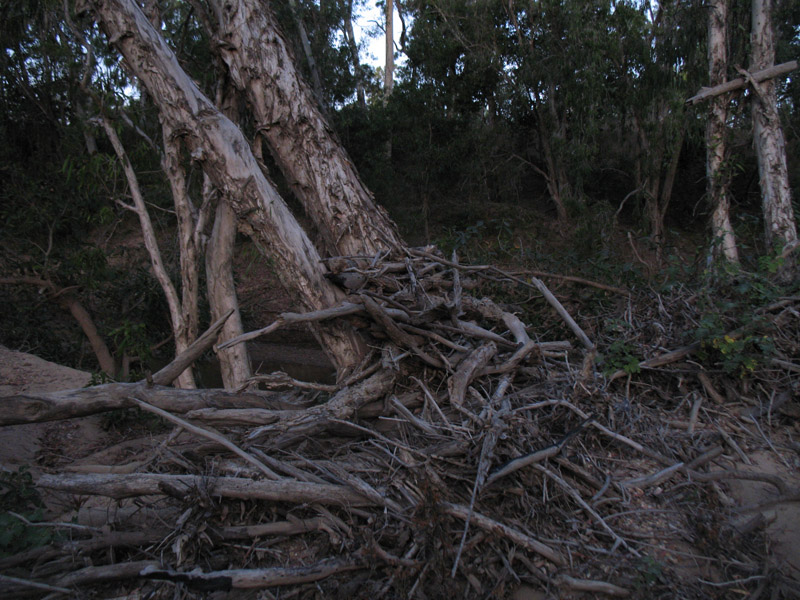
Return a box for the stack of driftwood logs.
[0,248,793,598]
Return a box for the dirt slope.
[0,344,94,471]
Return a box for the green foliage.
[698,331,775,377]
[597,340,641,377]
[88,370,114,386]
[690,254,793,377]
[0,467,56,557]
[110,320,152,364]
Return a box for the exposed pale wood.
[448,343,497,407]
[207,201,252,389]
[140,558,361,590]
[686,60,797,105]
[101,116,196,388]
[0,382,282,426]
[185,408,287,425]
[88,0,365,370]
[37,473,374,506]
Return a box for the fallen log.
[140,558,361,590]
[0,382,285,426]
[37,472,376,506]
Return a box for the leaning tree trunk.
[750,0,797,276]
[208,0,404,259]
[206,200,252,389]
[86,0,364,372]
[707,0,739,264]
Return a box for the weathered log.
[140,558,361,590]
[246,369,396,446]
[37,472,375,506]
[448,343,497,407]
[0,382,284,426]
[686,60,797,105]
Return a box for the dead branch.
[442,502,565,566]
[245,369,396,446]
[558,574,630,597]
[131,397,281,479]
[140,558,361,590]
[37,472,376,506]
[0,382,284,426]
[686,60,798,105]
[448,342,496,407]
[152,308,233,385]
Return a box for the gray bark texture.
[384,0,394,98]
[86,0,364,370]
[208,0,403,258]
[750,0,797,269]
[707,0,739,263]
[207,201,252,389]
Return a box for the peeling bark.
[207,0,403,258]
[87,0,364,370]
[707,0,739,264]
[750,0,798,275]
[207,200,252,389]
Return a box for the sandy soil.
[0,344,99,473]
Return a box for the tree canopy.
[0,0,798,369]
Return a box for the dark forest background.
[1,0,798,372]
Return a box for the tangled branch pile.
[1,248,798,598]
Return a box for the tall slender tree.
[384,0,395,99]
[749,0,797,276]
[707,0,740,264]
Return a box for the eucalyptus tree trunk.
[341,0,366,109]
[87,0,364,372]
[206,200,252,389]
[287,0,326,110]
[707,0,739,264]
[750,0,797,275]
[384,0,394,98]
[208,0,403,259]
[206,84,251,390]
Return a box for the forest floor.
[2,221,800,598]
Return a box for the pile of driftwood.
[0,248,795,598]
